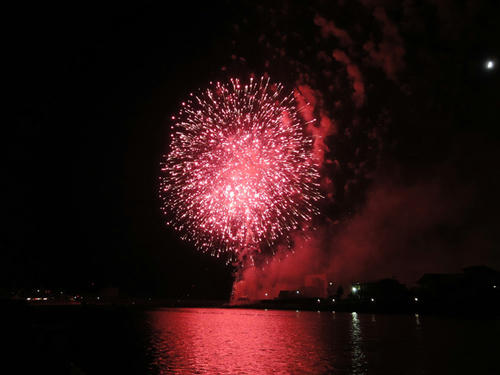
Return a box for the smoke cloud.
[314,15,353,48]
[363,7,405,81]
[230,0,499,304]
[332,49,365,108]
[294,85,337,167]
[233,175,476,301]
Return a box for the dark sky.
[3,1,500,298]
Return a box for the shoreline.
[4,298,499,318]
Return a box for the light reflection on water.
[144,308,499,375]
[147,308,335,374]
[350,312,366,375]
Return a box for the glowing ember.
[160,77,321,261]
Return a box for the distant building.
[351,279,408,303]
[231,280,249,304]
[304,274,327,298]
[418,273,463,297]
[276,275,327,300]
[327,281,336,297]
[418,266,500,303]
[278,290,302,300]
[463,266,500,287]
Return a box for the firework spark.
[160,77,321,261]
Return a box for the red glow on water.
[148,309,334,374]
[160,77,321,261]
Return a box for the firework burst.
[160,77,321,262]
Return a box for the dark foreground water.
[10,307,500,374]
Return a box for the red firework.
[160,77,320,261]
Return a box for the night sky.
[4,1,500,299]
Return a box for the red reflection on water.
[147,308,338,374]
[146,308,500,375]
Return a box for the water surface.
[144,308,499,374]
[17,307,500,374]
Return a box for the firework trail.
[160,77,321,263]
